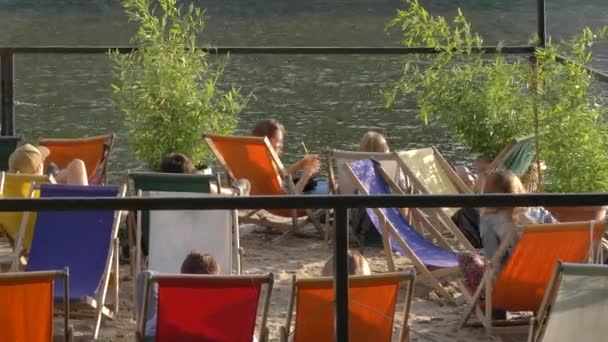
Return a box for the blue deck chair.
[22,184,125,340]
[345,158,462,301]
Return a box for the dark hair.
[159,153,194,174]
[180,252,220,275]
[251,119,285,139]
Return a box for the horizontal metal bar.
[555,55,608,82]
[0,193,606,212]
[0,45,536,55]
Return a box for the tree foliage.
[109,0,247,169]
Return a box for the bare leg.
[54,159,89,186]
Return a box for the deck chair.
[345,159,463,301]
[528,262,608,342]
[0,173,52,267]
[0,135,20,170]
[21,184,126,340]
[0,269,71,341]
[39,134,115,184]
[127,172,220,271]
[141,190,241,275]
[458,220,606,336]
[395,147,475,250]
[280,271,415,342]
[204,134,324,236]
[488,136,536,177]
[139,273,274,342]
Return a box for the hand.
[301,154,321,175]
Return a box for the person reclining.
[8,143,88,185]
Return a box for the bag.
[451,208,482,249]
[349,207,382,247]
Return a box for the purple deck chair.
[25,184,125,340]
[346,159,461,301]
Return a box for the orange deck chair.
[0,173,52,267]
[0,268,71,342]
[280,271,416,342]
[458,220,606,336]
[39,134,114,184]
[204,134,324,236]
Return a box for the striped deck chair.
[0,269,71,341]
[280,271,415,342]
[0,135,20,171]
[458,220,606,336]
[204,134,324,236]
[21,184,126,340]
[139,273,274,342]
[395,147,475,251]
[529,262,608,342]
[39,134,114,184]
[345,159,463,301]
[488,136,537,191]
[0,173,52,267]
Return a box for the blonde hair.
[359,131,390,153]
[481,170,527,221]
[320,250,371,276]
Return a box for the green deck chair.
[0,136,21,171]
[127,172,215,272]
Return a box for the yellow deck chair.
[0,173,52,266]
[203,134,324,236]
[458,220,606,336]
[280,271,416,342]
[395,147,474,250]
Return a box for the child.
[320,249,371,276]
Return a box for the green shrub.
[386,0,608,192]
[109,0,247,169]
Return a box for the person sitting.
[458,170,556,316]
[251,119,322,194]
[8,143,88,185]
[320,249,371,276]
[159,152,250,196]
[141,251,220,339]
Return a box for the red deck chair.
[140,273,274,342]
[0,268,71,342]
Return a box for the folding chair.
[0,173,52,267]
[139,273,274,342]
[395,147,475,250]
[528,262,608,342]
[39,134,115,184]
[280,271,415,342]
[127,172,219,272]
[204,134,324,236]
[0,135,20,171]
[458,220,606,336]
[488,136,537,191]
[0,268,71,341]
[21,184,126,340]
[345,159,464,301]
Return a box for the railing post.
[333,206,349,342]
[537,0,546,48]
[0,53,15,136]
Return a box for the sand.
[40,222,526,342]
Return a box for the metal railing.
[2,192,608,341]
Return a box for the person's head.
[321,249,371,277]
[8,144,50,175]
[180,251,220,275]
[359,131,390,153]
[251,119,286,154]
[482,170,526,217]
[159,153,194,174]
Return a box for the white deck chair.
[141,191,241,275]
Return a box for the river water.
[1,0,607,181]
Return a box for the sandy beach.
[42,221,524,342]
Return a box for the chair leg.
[113,238,120,313]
